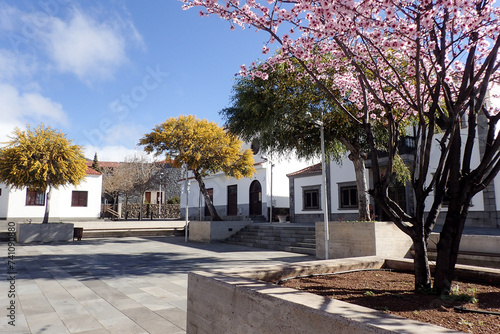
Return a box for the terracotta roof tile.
[85,166,101,175]
[86,161,120,168]
[286,163,322,178]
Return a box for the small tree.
[91,152,100,173]
[0,124,87,223]
[140,115,256,221]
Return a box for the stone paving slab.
[0,236,313,333]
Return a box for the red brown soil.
[280,270,500,333]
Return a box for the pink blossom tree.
[182,0,500,294]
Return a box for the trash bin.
[73,227,83,241]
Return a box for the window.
[72,191,88,207]
[227,185,238,216]
[340,185,358,209]
[303,186,320,210]
[26,189,45,206]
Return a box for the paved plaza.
[0,236,313,333]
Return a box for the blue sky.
[0,0,270,161]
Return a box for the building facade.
[0,167,103,222]
[288,132,500,229]
[180,141,316,221]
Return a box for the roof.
[86,161,120,168]
[85,166,101,175]
[286,163,322,178]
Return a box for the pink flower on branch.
[181,0,500,123]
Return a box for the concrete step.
[82,228,184,239]
[224,224,316,255]
[285,246,316,256]
[293,242,316,248]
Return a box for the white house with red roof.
[0,166,102,222]
[180,140,315,221]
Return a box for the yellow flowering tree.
[0,125,88,223]
[140,115,255,221]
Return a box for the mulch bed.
[279,270,500,333]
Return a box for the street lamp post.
[169,150,189,242]
[159,172,163,218]
[184,163,189,243]
[309,112,329,260]
[319,118,329,260]
[261,156,274,223]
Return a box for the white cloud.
[0,84,67,129]
[0,3,21,31]
[105,122,146,146]
[83,144,151,162]
[80,121,149,161]
[44,10,129,81]
[0,50,38,84]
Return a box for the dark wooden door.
[249,181,262,215]
[227,185,238,216]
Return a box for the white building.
[288,128,499,229]
[180,141,315,221]
[0,167,103,222]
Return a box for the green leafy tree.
[223,60,400,221]
[140,115,256,221]
[167,196,180,204]
[91,152,100,172]
[0,124,87,223]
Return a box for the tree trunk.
[412,234,432,290]
[434,126,466,295]
[194,171,223,221]
[139,194,143,221]
[42,186,52,224]
[349,153,371,221]
[434,201,469,294]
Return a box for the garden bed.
[187,257,498,333]
[280,269,500,333]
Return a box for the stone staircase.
[224,223,316,255]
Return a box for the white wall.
[269,155,315,208]
[293,174,323,215]
[179,148,316,219]
[423,130,485,212]
[329,161,359,216]
[0,174,102,221]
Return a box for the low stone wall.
[187,257,463,334]
[189,221,252,243]
[428,233,500,268]
[316,221,413,260]
[120,204,180,220]
[429,233,500,255]
[16,223,74,243]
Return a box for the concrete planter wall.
[187,257,488,334]
[16,222,74,243]
[428,233,500,268]
[316,221,413,260]
[189,221,251,243]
